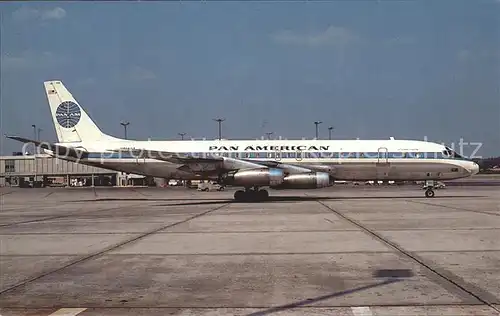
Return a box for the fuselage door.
[296,150,303,161]
[377,147,389,164]
[275,149,282,161]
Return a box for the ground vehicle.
[197,182,225,192]
[422,181,445,189]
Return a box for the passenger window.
[451,168,459,172]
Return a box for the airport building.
[0,154,155,187]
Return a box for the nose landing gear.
[234,187,269,202]
[423,180,436,198]
[425,188,435,198]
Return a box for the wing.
[112,148,333,175]
[110,148,229,173]
[5,135,88,159]
[240,158,333,174]
[110,148,279,173]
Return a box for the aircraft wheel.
[257,189,269,200]
[425,188,435,198]
[234,190,245,201]
[246,190,258,202]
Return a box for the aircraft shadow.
[155,194,487,207]
[65,198,231,202]
[246,277,403,316]
[64,192,487,205]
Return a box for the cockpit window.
[444,147,465,159]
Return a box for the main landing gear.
[234,187,269,202]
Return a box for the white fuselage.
[49,138,479,182]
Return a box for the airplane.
[6,80,479,201]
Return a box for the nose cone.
[469,162,480,175]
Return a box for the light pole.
[120,121,130,139]
[328,126,334,140]
[31,124,37,183]
[31,124,36,154]
[314,121,322,139]
[31,124,36,140]
[265,132,273,140]
[213,118,225,140]
[119,121,130,186]
[178,132,186,140]
[37,128,43,141]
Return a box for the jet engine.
[221,168,285,187]
[270,172,332,189]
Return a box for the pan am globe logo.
[56,101,81,128]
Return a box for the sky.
[1,0,499,158]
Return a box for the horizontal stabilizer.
[5,135,88,159]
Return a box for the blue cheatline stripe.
[84,151,469,161]
[87,153,137,159]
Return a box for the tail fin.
[44,80,119,143]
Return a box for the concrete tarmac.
[0,185,499,316]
